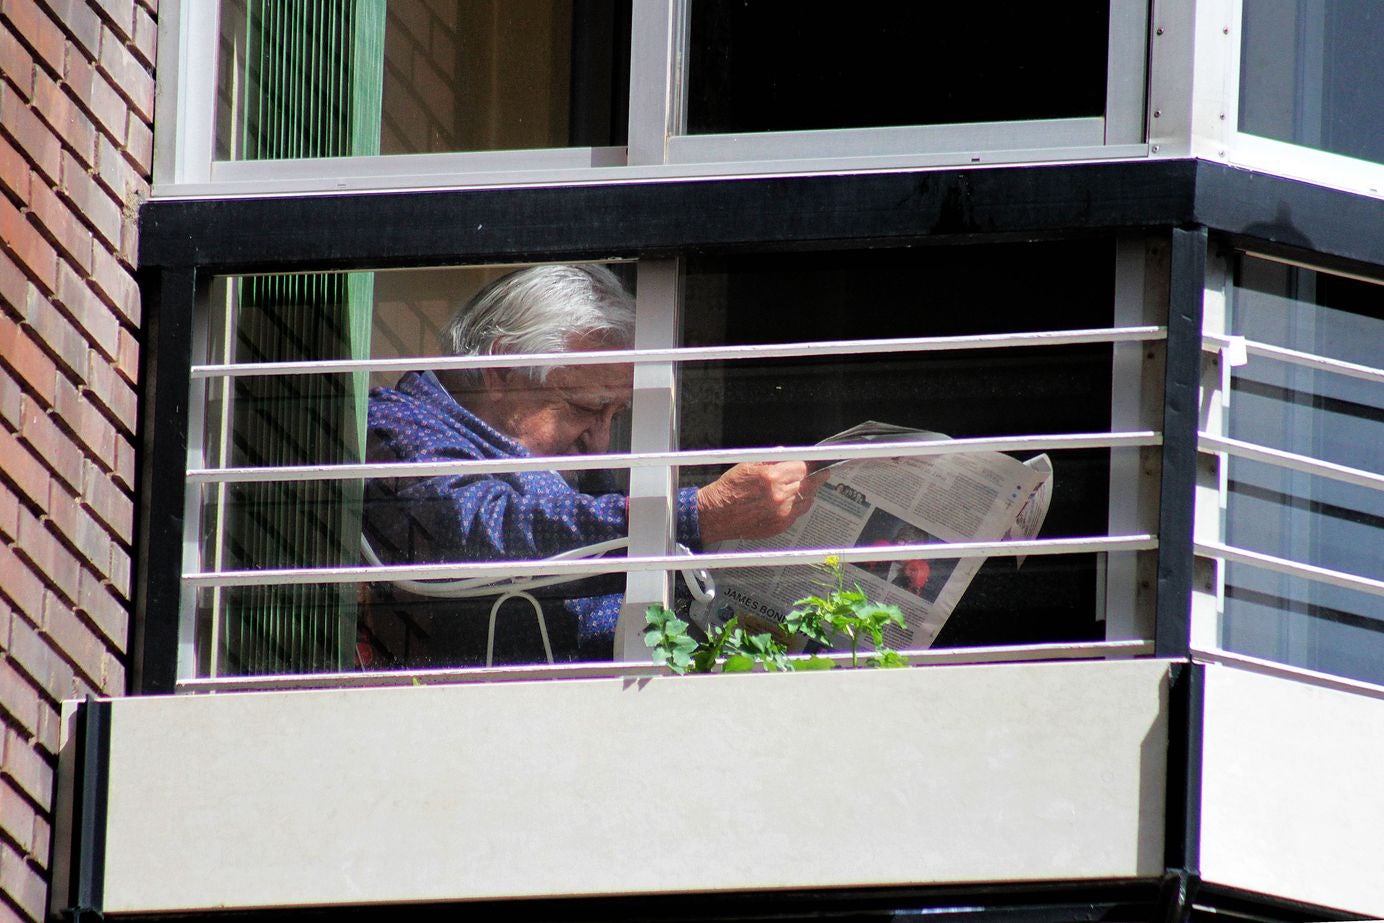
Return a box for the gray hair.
[440,264,635,383]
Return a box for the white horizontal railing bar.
[1198,433,1384,493]
[174,640,1158,694]
[187,431,1161,484]
[1191,648,1384,704]
[183,534,1158,588]
[1203,333,1384,385]
[189,326,1167,380]
[1197,540,1384,599]
[1242,339,1384,385]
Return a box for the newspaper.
[698,422,1053,652]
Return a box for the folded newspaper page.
[700,422,1053,652]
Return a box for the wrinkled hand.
[696,461,825,546]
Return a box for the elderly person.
[363,264,819,666]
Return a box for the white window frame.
[153,0,1152,198]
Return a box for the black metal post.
[1154,227,1206,658]
[131,267,198,694]
[65,696,111,922]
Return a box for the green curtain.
[221,0,384,675]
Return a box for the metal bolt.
[1156,26,1164,35]
[1153,110,1161,118]
[1223,26,1230,34]
[1152,144,1160,152]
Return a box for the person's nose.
[580,409,617,454]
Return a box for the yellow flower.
[823,554,841,569]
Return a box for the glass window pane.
[196,263,640,676]
[1222,255,1384,683]
[215,0,630,161]
[685,2,1109,135]
[678,243,1117,651]
[1239,0,1384,164]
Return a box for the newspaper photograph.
[700,422,1053,652]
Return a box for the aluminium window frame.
[151,0,1152,198]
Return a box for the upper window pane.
[1221,256,1384,683]
[684,2,1110,135]
[1239,0,1384,164]
[215,0,630,161]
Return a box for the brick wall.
[0,0,151,918]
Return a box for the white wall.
[91,659,1172,913]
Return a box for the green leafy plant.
[785,555,908,668]
[644,556,908,673]
[644,603,699,674]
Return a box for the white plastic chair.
[361,536,714,666]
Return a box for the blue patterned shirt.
[363,371,701,663]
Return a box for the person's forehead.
[551,358,633,393]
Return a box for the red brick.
[0,20,34,99]
[79,461,130,536]
[123,105,150,171]
[45,483,111,579]
[0,130,29,204]
[15,507,80,602]
[0,424,49,510]
[0,657,39,738]
[82,353,135,433]
[90,0,133,42]
[0,541,42,621]
[106,544,127,598]
[40,592,105,685]
[31,66,95,167]
[6,607,76,702]
[74,53,125,143]
[53,377,117,468]
[87,243,136,322]
[76,567,126,646]
[0,481,17,539]
[0,198,57,296]
[115,326,136,383]
[0,776,36,853]
[0,316,56,405]
[0,836,48,919]
[60,150,122,249]
[97,25,151,122]
[117,206,136,264]
[23,293,89,382]
[0,728,51,806]
[0,82,60,184]
[93,130,142,203]
[37,0,100,59]
[130,2,153,66]
[0,0,64,77]
[0,374,19,434]
[25,180,92,274]
[54,260,120,360]
[111,434,132,489]
[17,396,80,490]
[0,248,28,321]
[29,810,48,872]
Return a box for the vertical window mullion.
[1192,246,1233,654]
[1106,235,1165,642]
[625,0,683,165]
[615,259,682,661]
[1104,0,1151,145]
